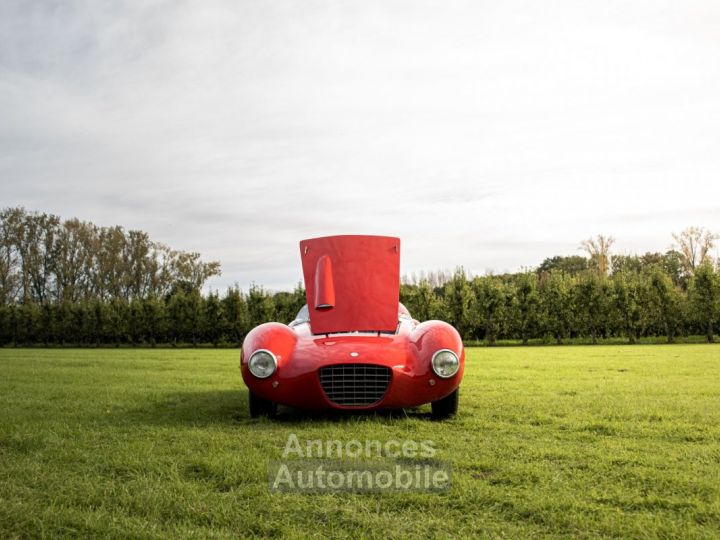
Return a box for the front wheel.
[249,391,277,418]
[431,388,459,420]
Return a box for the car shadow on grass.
[272,406,433,424]
[125,389,433,427]
[125,389,248,426]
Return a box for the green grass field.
[1,346,719,538]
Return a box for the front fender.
[241,323,297,389]
[408,320,465,381]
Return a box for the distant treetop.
[0,206,221,304]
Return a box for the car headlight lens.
[248,349,277,378]
[431,349,459,378]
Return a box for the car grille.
[318,364,391,407]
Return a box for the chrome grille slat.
[318,364,391,407]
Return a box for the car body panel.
[241,235,465,413]
[299,235,400,334]
[241,316,464,411]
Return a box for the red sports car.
[240,235,465,419]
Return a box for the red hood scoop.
[299,235,400,334]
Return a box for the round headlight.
[431,349,459,378]
[248,349,277,379]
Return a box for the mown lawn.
[1,345,719,538]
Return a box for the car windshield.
[290,304,310,326]
[290,303,412,326]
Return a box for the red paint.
[241,235,465,413]
[299,235,400,334]
[313,255,335,310]
[242,316,464,411]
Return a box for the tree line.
[401,230,720,345]
[0,207,220,304]
[0,283,306,348]
[0,207,718,347]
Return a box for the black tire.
[249,391,277,418]
[431,388,459,420]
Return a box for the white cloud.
[1,0,719,290]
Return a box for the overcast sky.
[2,1,719,291]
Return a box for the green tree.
[400,280,444,322]
[513,272,540,345]
[0,304,11,346]
[52,218,94,302]
[89,300,109,346]
[142,295,165,347]
[473,276,508,345]
[55,301,74,345]
[399,283,418,316]
[186,290,203,346]
[273,283,306,324]
[166,291,187,346]
[690,262,719,343]
[203,291,225,347]
[539,271,573,344]
[222,286,250,346]
[443,269,475,339]
[165,289,203,346]
[0,208,21,304]
[537,255,588,276]
[612,255,643,276]
[612,270,645,344]
[416,280,444,321]
[107,299,130,347]
[16,301,41,344]
[574,272,611,344]
[39,302,55,345]
[646,267,683,343]
[0,206,221,305]
[128,299,144,345]
[247,284,275,329]
[73,300,90,345]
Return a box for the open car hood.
[299,235,400,334]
